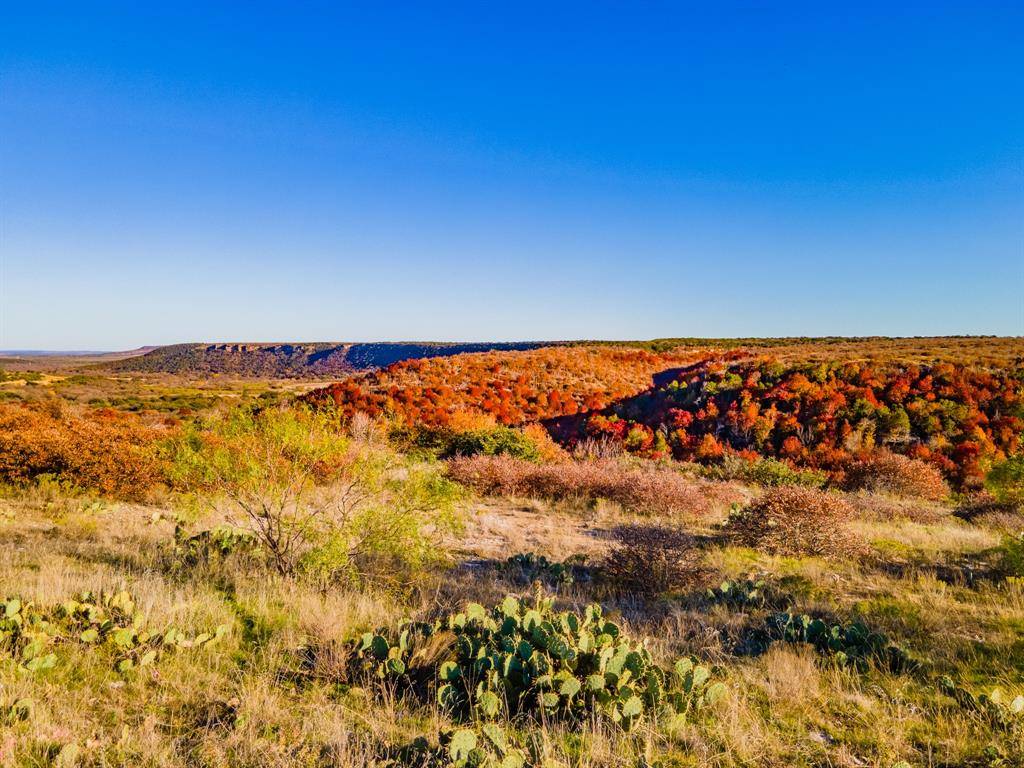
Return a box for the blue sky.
[2,2,1021,349]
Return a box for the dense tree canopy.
[304,347,1023,489]
[575,359,1023,488]
[302,346,713,427]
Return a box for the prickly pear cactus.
[386,723,532,768]
[0,597,57,673]
[0,590,229,674]
[940,676,1024,734]
[500,553,584,588]
[349,596,725,731]
[705,577,777,608]
[175,524,259,566]
[768,612,916,672]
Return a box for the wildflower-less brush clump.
[346,596,725,735]
[601,524,708,595]
[446,455,719,516]
[0,590,228,674]
[724,486,859,557]
[843,450,949,500]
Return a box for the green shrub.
[995,533,1024,578]
[0,371,42,383]
[299,459,464,587]
[165,405,463,584]
[398,426,542,461]
[703,455,826,488]
[164,405,351,575]
[986,455,1024,506]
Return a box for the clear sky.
[2,2,1022,349]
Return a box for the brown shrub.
[843,451,949,500]
[601,524,708,594]
[445,455,719,516]
[0,402,165,499]
[724,486,859,558]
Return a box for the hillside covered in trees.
[305,340,1024,489]
[568,358,1023,489]
[302,345,714,424]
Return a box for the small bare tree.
[170,406,360,575]
[168,405,463,583]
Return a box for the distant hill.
[101,342,557,377]
[0,347,156,373]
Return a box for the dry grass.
[1,475,1022,767]
[851,516,1004,560]
[844,489,951,524]
[454,498,612,561]
[954,492,1024,532]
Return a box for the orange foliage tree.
[0,402,167,499]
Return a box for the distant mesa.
[101,341,556,377]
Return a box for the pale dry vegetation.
[446,454,740,518]
[723,486,862,558]
[3,483,1021,767]
[843,450,950,501]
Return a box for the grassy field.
[2,462,1022,766]
[1,342,1022,767]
